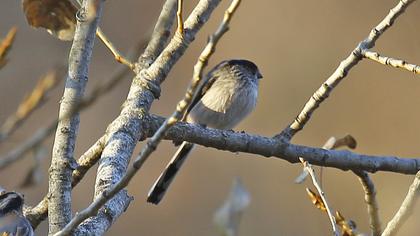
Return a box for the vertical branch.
[56,0,239,234]
[354,170,381,236]
[47,0,104,234]
[177,0,184,34]
[381,171,420,236]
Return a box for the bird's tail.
[147,141,195,204]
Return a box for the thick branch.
[145,115,420,175]
[57,1,240,234]
[282,0,416,139]
[48,1,104,234]
[381,171,420,236]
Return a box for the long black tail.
[147,142,195,204]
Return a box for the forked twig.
[281,0,416,140]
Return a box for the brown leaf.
[306,188,326,212]
[335,211,358,236]
[0,27,17,69]
[22,0,77,41]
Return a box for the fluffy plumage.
[147,59,262,204]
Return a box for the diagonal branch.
[300,158,339,235]
[47,0,104,234]
[0,26,17,69]
[56,1,241,234]
[0,68,64,142]
[281,0,416,140]
[362,50,420,74]
[381,171,420,236]
[24,136,105,228]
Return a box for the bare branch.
[21,39,145,225]
[136,0,178,71]
[58,0,240,234]
[281,0,416,139]
[177,0,184,35]
[362,50,420,74]
[145,114,420,175]
[0,38,142,171]
[0,26,17,69]
[0,68,64,142]
[0,123,56,170]
[96,28,135,70]
[354,170,381,236]
[24,136,105,228]
[300,158,339,235]
[381,171,420,236]
[48,0,104,233]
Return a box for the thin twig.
[48,0,104,233]
[354,170,381,236]
[281,0,416,140]
[96,28,135,70]
[177,0,184,35]
[56,1,240,234]
[0,27,17,69]
[300,158,339,236]
[381,171,420,236]
[362,50,420,74]
[0,67,64,142]
[73,0,135,69]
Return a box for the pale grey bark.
[381,171,420,236]
[282,0,416,139]
[354,170,381,236]
[48,0,104,234]
[74,0,221,234]
[145,115,420,175]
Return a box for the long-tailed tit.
[0,192,34,236]
[147,59,262,204]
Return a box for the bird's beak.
[257,71,263,79]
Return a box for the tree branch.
[48,0,104,234]
[281,0,416,139]
[301,158,339,235]
[381,171,420,236]
[353,170,381,236]
[56,1,240,234]
[362,50,420,74]
[145,114,420,175]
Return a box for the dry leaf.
[0,27,17,69]
[306,188,327,212]
[22,0,77,41]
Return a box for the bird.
[0,191,34,236]
[147,59,262,204]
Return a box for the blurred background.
[1,0,420,235]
